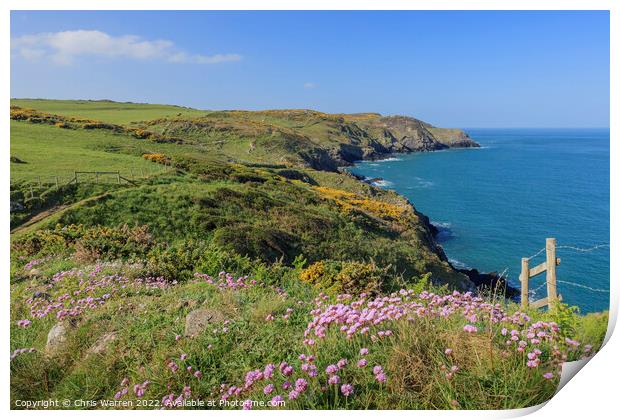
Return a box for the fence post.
[74,171,78,185]
[117,171,121,184]
[520,257,530,309]
[55,176,59,188]
[546,238,558,310]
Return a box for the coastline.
[344,144,520,300]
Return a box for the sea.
[351,128,610,313]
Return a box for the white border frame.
[2,2,617,419]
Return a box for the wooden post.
[520,257,530,308]
[546,238,558,310]
[130,168,134,179]
[117,171,121,184]
[37,176,42,188]
[141,168,144,177]
[74,171,78,185]
[95,172,99,184]
[55,176,59,188]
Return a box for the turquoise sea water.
[351,129,610,313]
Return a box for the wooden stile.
[520,238,561,310]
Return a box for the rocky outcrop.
[184,308,225,337]
[46,322,68,354]
[458,268,520,299]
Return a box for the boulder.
[184,308,225,337]
[46,323,68,353]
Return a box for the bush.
[142,153,170,165]
[299,259,385,295]
[146,240,209,280]
[12,224,154,262]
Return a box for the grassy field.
[9,99,609,410]
[10,99,209,125]
[10,121,164,182]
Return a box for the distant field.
[10,121,163,182]
[10,99,209,125]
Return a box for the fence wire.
[525,241,610,299]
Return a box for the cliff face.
[140,109,479,172]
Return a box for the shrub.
[299,259,385,295]
[146,240,209,280]
[142,153,170,165]
[12,224,154,262]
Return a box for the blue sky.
[11,11,609,128]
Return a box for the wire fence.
[526,242,610,300]
[10,164,174,197]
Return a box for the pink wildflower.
[463,324,478,333]
[328,375,340,385]
[340,383,354,396]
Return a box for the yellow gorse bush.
[313,186,408,220]
[142,153,170,165]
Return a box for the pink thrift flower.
[340,383,354,396]
[242,399,253,410]
[373,365,383,375]
[295,378,308,392]
[357,358,368,368]
[463,324,478,333]
[326,364,339,375]
[444,348,453,356]
[543,372,554,380]
[375,372,387,383]
[328,375,340,385]
[263,384,275,395]
[360,348,369,356]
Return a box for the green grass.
[10,121,163,182]
[11,99,209,125]
[9,256,607,409]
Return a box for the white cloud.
[11,30,242,65]
[303,82,318,89]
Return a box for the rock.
[184,308,225,337]
[10,200,25,212]
[46,323,68,353]
[88,332,117,355]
